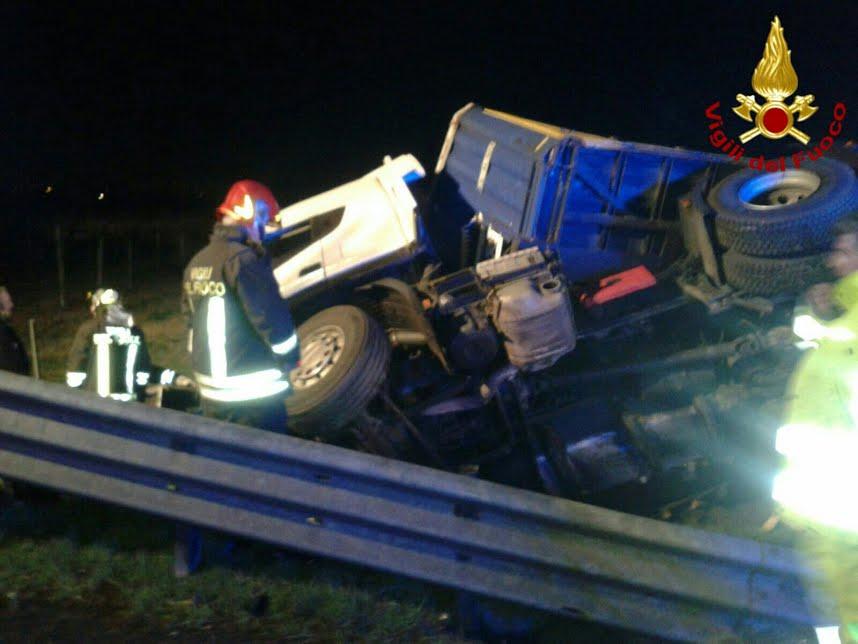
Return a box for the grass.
[0,495,462,641]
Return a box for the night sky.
[3,1,856,210]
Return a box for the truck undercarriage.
[285,253,800,515]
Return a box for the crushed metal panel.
[433,105,567,242]
[432,105,734,279]
[540,142,732,279]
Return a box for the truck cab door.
[271,207,348,299]
[320,193,410,283]
[270,221,324,300]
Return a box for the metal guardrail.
[0,372,834,641]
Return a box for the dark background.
[2,0,856,214]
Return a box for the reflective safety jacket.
[774,271,858,533]
[182,224,298,403]
[66,319,173,401]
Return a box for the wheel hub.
[290,325,345,390]
[767,187,808,206]
[737,169,821,210]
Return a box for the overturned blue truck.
[269,103,856,505]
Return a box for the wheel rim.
[737,169,821,210]
[290,325,345,390]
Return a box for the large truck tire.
[286,305,390,440]
[708,158,858,256]
[722,249,830,296]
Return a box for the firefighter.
[775,213,858,643]
[182,180,298,433]
[66,288,179,400]
[0,286,30,376]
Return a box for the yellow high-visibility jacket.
[776,271,858,534]
[780,272,858,640]
[786,271,858,430]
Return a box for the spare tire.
[286,305,390,440]
[722,249,830,296]
[708,158,858,256]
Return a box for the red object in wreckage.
[582,265,657,308]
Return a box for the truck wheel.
[286,305,390,440]
[708,158,858,256]
[722,249,830,296]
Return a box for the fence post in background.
[127,235,134,290]
[96,229,104,287]
[28,319,40,380]
[54,223,65,309]
[155,227,161,260]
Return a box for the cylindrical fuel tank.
[489,274,576,371]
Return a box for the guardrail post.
[173,524,203,578]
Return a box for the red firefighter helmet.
[216,180,279,228]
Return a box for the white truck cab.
[270,154,426,300]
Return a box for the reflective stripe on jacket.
[65,319,158,400]
[182,224,298,402]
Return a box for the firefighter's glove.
[174,375,196,390]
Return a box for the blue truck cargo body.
[433,104,737,279]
